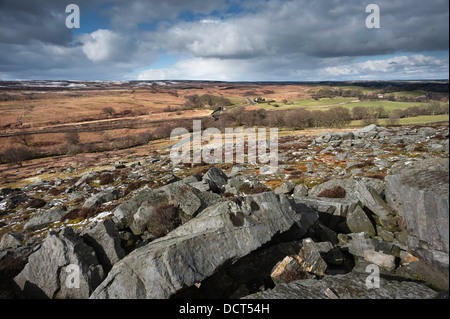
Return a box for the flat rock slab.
[245,272,442,299]
[91,192,317,299]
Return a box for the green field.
[318,100,428,112]
[385,90,427,97]
[258,97,356,110]
[349,114,449,127]
[259,98,428,112]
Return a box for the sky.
[0,0,448,81]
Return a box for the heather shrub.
[60,207,98,221]
[26,198,46,209]
[317,186,346,198]
[238,183,271,195]
[148,203,180,238]
[99,173,114,185]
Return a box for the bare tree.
[13,134,33,147]
[102,106,116,116]
[65,132,80,145]
[1,146,32,166]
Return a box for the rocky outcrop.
[90,192,317,299]
[14,227,104,299]
[2,124,448,299]
[385,158,449,275]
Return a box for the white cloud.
[320,55,449,80]
[137,57,249,80]
[79,29,137,63]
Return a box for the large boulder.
[113,182,204,233]
[81,219,125,273]
[91,192,317,299]
[14,227,104,299]
[24,206,67,231]
[385,158,449,275]
[82,190,120,208]
[309,177,384,201]
[355,181,395,228]
[202,166,228,189]
[294,196,358,232]
[0,232,25,250]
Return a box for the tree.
[1,146,32,166]
[352,106,369,120]
[386,113,400,126]
[102,107,116,116]
[13,134,33,147]
[327,106,352,128]
[65,132,80,145]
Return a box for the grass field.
[257,97,355,110]
[318,100,428,112]
[256,97,432,112]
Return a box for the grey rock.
[418,127,436,137]
[0,232,25,250]
[335,151,351,161]
[428,143,444,152]
[274,180,296,195]
[309,177,384,201]
[395,260,449,292]
[91,192,317,299]
[294,196,358,231]
[82,219,125,272]
[376,225,395,242]
[203,166,228,188]
[385,158,449,275]
[363,250,396,271]
[355,124,378,135]
[160,181,202,217]
[342,232,400,258]
[245,272,441,299]
[160,173,181,184]
[228,165,249,177]
[293,184,309,197]
[131,201,156,235]
[74,171,96,188]
[355,181,395,227]
[83,190,120,208]
[225,176,246,194]
[350,168,363,176]
[112,187,165,229]
[298,238,327,276]
[346,206,376,237]
[24,206,67,231]
[182,174,202,184]
[189,180,214,192]
[14,227,104,299]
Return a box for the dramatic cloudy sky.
[0,0,448,81]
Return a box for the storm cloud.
[0,0,448,80]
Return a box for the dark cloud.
[157,0,449,59]
[0,0,72,45]
[0,0,448,80]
